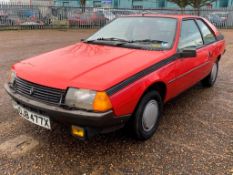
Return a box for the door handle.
[208,51,213,57]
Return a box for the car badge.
[29,87,34,95]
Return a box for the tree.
[189,0,216,15]
[168,0,189,13]
[80,0,86,13]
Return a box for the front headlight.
[9,71,16,84]
[65,88,112,112]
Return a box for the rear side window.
[178,20,203,50]
[196,19,216,44]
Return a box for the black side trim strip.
[106,53,179,96]
[216,34,224,41]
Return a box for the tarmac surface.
[0,29,232,175]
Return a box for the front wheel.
[201,61,219,87]
[132,91,163,140]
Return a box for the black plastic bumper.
[4,84,130,135]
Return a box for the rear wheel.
[132,91,163,140]
[201,61,219,87]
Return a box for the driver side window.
[178,20,203,50]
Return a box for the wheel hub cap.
[211,63,218,83]
[142,100,159,132]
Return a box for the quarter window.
[196,19,216,44]
[178,20,203,50]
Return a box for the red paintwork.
[68,12,106,26]
[12,15,225,117]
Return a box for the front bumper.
[4,83,130,137]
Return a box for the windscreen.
[87,17,177,49]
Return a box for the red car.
[68,11,107,27]
[5,15,225,140]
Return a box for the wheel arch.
[133,81,167,115]
[145,81,167,102]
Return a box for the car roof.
[126,14,200,19]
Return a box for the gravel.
[0,29,232,175]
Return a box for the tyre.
[132,91,163,140]
[201,61,219,87]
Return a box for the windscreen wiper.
[85,37,130,43]
[130,39,168,43]
[98,37,131,42]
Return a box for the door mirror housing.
[179,48,197,58]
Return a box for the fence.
[0,2,233,30]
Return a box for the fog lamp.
[71,126,85,138]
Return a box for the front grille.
[13,77,66,105]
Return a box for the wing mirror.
[179,48,197,58]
